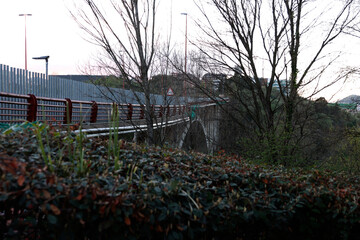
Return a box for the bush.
[1,127,360,239]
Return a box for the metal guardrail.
[72,117,191,138]
[0,92,188,125]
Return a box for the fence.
[0,64,103,102]
[0,92,187,125]
[0,64,173,105]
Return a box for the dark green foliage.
[90,75,142,91]
[219,96,360,168]
[1,129,360,239]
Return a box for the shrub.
[1,128,360,239]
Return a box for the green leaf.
[158,212,167,222]
[47,214,58,225]
[0,193,8,201]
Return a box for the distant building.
[272,79,288,90]
[259,78,268,87]
[150,73,200,96]
[202,73,227,93]
[266,79,289,94]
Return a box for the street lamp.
[19,14,32,71]
[181,12,188,98]
[33,56,50,79]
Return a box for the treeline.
[218,92,360,172]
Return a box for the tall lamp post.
[181,12,188,99]
[19,14,32,71]
[33,56,50,79]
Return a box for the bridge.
[0,92,222,153]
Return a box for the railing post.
[90,101,98,123]
[167,105,170,117]
[127,103,133,120]
[27,94,37,122]
[151,105,155,117]
[140,104,144,119]
[173,106,176,116]
[64,98,72,124]
[159,105,163,118]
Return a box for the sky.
[0,0,194,75]
[0,0,89,74]
[0,0,360,102]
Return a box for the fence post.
[167,105,170,117]
[127,103,133,120]
[27,94,37,122]
[173,106,177,116]
[64,98,72,124]
[159,105,163,118]
[90,101,98,123]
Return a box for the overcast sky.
[0,0,360,101]
[0,0,194,75]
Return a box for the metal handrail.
[0,92,189,125]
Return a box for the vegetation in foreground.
[1,125,360,239]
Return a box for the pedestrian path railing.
[0,92,188,125]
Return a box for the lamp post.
[19,14,32,71]
[181,12,188,99]
[33,56,50,79]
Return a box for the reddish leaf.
[42,190,51,199]
[17,175,25,186]
[91,189,97,200]
[176,224,184,231]
[0,154,22,175]
[50,204,61,215]
[9,161,18,170]
[75,194,83,201]
[155,224,163,232]
[46,175,56,185]
[33,189,40,198]
[124,217,131,226]
[111,203,117,213]
[99,205,106,215]
[137,211,145,219]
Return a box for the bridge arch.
[178,119,209,153]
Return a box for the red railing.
[0,92,188,124]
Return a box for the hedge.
[0,126,360,239]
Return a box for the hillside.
[338,95,360,104]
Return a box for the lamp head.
[33,56,50,61]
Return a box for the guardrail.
[72,117,190,138]
[0,92,188,125]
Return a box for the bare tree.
[191,0,360,163]
[70,0,158,145]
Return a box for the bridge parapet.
[0,92,225,154]
[0,92,186,126]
